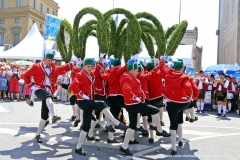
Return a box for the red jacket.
[120,72,145,105]
[107,64,127,97]
[70,62,102,100]
[93,63,107,96]
[137,67,158,100]
[196,77,208,91]
[160,60,193,103]
[147,69,163,100]
[71,66,81,82]
[23,61,72,93]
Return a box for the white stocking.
[75,105,80,120]
[222,105,226,114]
[185,109,190,118]
[159,108,163,121]
[142,116,148,130]
[71,105,76,116]
[196,102,200,110]
[177,124,183,142]
[102,108,119,126]
[170,130,177,151]
[88,120,97,138]
[228,103,231,111]
[46,97,55,119]
[136,113,141,128]
[76,130,87,149]
[189,107,195,119]
[54,85,62,97]
[36,119,46,136]
[148,123,154,139]
[201,102,204,110]
[218,105,222,114]
[122,128,135,149]
[151,113,163,132]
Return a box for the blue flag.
[115,15,118,27]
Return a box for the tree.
[56,19,73,63]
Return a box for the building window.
[17,0,21,7]
[13,33,20,46]
[15,18,20,23]
[32,0,36,9]
[32,20,35,24]
[0,19,4,24]
[40,24,42,28]
[0,34,4,46]
[40,4,43,13]
[53,11,55,15]
[47,8,49,14]
[1,0,5,8]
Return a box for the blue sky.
[55,0,219,69]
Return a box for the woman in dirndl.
[9,64,20,101]
[0,67,7,100]
[22,67,32,99]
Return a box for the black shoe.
[26,99,34,107]
[73,119,80,127]
[120,133,125,138]
[75,147,86,156]
[160,121,165,126]
[136,126,147,132]
[149,125,157,131]
[196,110,200,113]
[201,110,204,113]
[223,114,226,117]
[116,123,128,130]
[35,135,42,143]
[44,120,49,127]
[106,125,116,132]
[216,113,221,116]
[119,146,133,156]
[170,150,177,155]
[194,116,198,121]
[185,117,189,121]
[70,116,76,122]
[95,123,101,128]
[86,135,100,141]
[189,119,194,123]
[107,138,120,143]
[52,115,61,123]
[129,139,139,144]
[178,141,183,147]
[139,131,149,137]
[156,130,171,137]
[148,138,154,143]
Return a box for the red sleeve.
[159,59,172,77]
[190,79,200,100]
[69,73,83,96]
[22,65,36,88]
[92,62,103,76]
[101,71,108,81]
[182,77,193,98]
[139,67,158,81]
[54,62,73,76]
[115,64,127,77]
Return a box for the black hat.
[225,74,231,78]
[199,70,204,73]
[219,72,225,76]
[210,74,215,78]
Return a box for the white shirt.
[198,76,208,89]
[208,81,213,90]
[44,64,51,86]
[62,76,69,84]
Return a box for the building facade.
[0,0,59,48]
[217,0,238,64]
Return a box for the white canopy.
[0,23,63,61]
[172,45,193,68]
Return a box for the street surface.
[0,101,240,160]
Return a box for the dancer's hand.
[135,97,141,102]
[82,94,90,100]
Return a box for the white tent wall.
[0,23,63,62]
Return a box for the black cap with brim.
[219,72,225,76]
[210,74,215,78]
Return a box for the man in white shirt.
[196,70,209,113]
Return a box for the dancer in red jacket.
[70,56,128,156]
[160,58,192,155]
[23,51,73,143]
[119,59,171,156]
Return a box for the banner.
[43,14,62,58]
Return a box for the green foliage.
[106,18,117,56]
[165,24,178,41]
[142,32,154,58]
[135,12,166,57]
[56,19,73,63]
[73,7,107,58]
[166,20,188,56]
[103,8,142,59]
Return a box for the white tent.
[172,45,193,68]
[0,23,63,61]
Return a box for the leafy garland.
[56,19,73,62]
[166,20,188,56]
